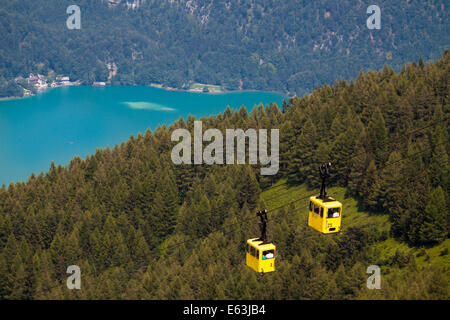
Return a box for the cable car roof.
[309,196,342,207]
[247,238,276,249]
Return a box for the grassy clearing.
[261,182,390,231]
[261,181,448,272]
[374,238,450,270]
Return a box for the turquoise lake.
[0,86,286,186]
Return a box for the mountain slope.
[0,0,448,96]
[0,52,448,299]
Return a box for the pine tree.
[419,186,448,244]
[236,166,260,211]
[360,160,381,211]
[367,107,388,166]
[429,106,449,192]
[288,118,317,184]
[6,254,28,299]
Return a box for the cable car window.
[255,249,259,259]
[262,250,275,260]
[309,201,313,211]
[320,207,323,217]
[246,244,250,253]
[327,207,340,218]
[314,204,319,214]
[250,246,255,257]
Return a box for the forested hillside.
[0,0,448,97]
[0,52,448,299]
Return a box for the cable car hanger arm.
[257,209,269,244]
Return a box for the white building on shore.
[93,82,106,87]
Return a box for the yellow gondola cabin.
[246,209,276,274]
[246,238,276,273]
[308,196,342,234]
[307,162,342,234]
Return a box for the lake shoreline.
[149,83,290,97]
[0,85,287,186]
[1,83,290,102]
[0,95,29,101]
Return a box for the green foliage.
[0,52,448,299]
[419,187,448,244]
[0,0,448,97]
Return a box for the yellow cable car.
[307,162,343,234]
[246,210,276,274]
[246,239,276,274]
[308,196,342,234]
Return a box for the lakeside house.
[13,73,82,97]
[27,73,48,91]
[93,82,106,87]
[53,76,80,87]
[60,76,71,86]
[37,79,48,90]
[27,73,40,85]
[23,88,32,97]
